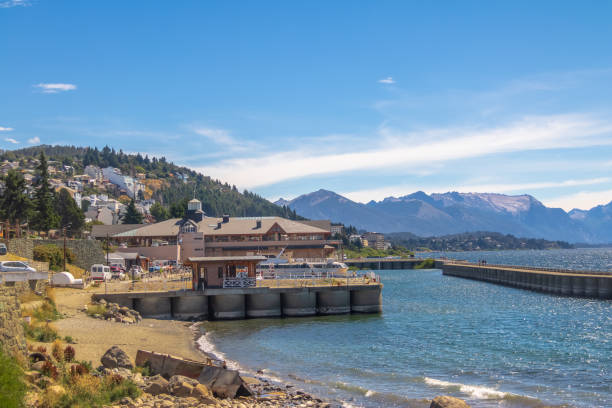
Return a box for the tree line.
[0,152,84,236]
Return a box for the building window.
[218,266,223,279]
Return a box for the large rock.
[101,346,134,370]
[144,374,170,396]
[191,383,214,401]
[168,375,199,397]
[197,365,252,399]
[430,395,471,408]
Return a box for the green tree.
[31,152,59,231]
[150,202,169,222]
[55,188,85,236]
[0,170,32,225]
[121,199,143,224]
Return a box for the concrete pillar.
[597,277,612,299]
[571,276,585,297]
[134,296,172,318]
[350,286,382,313]
[172,295,208,320]
[246,292,281,318]
[561,275,572,295]
[542,274,554,294]
[584,277,598,298]
[317,288,350,315]
[209,294,245,320]
[281,290,316,317]
[553,275,563,294]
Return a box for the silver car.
[0,261,36,273]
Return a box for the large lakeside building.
[92,199,340,262]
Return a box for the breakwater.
[441,260,612,298]
[93,284,382,320]
[345,258,422,270]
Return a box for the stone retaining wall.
[8,238,106,272]
[0,282,27,359]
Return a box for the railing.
[443,259,612,276]
[0,270,49,284]
[223,277,256,288]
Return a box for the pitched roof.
[91,224,144,239]
[109,216,329,238]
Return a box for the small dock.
[441,260,612,299]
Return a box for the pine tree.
[121,199,143,224]
[31,152,59,231]
[55,188,85,236]
[0,169,32,225]
[150,202,170,222]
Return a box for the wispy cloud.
[378,77,395,84]
[0,0,30,8]
[4,138,19,144]
[27,136,40,144]
[0,126,14,131]
[194,127,236,145]
[34,83,77,93]
[197,113,612,190]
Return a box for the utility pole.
[63,226,67,271]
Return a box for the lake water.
[199,248,612,408]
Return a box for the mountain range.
[276,189,612,244]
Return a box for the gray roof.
[91,224,143,239]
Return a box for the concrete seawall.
[93,284,383,320]
[441,262,612,299]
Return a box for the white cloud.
[0,126,14,131]
[544,189,612,211]
[196,113,612,190]
[0,0,30,8]
[34,83,77,93]
[378,77,395,84]
[4,138,19,144]
[27,136,40,144]
[194,128,235,145]
[342,177,612,203]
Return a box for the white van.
[90,264,111,281]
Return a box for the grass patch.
[414,258,435,269]
[46,375,140,408]
[85,303,107,317]
[23,322,60,343]
[0,347,27,408]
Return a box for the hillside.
[387,231,573,251]
[277,189,612,243]
[0,145,301,219]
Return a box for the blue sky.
[1,1,612,211]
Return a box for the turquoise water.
[199,249,612,408]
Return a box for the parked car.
[0,243,7,256]
[0,261,36,273]
[90,264,111,281]
[110,266,125,280]
[129,265,143,279]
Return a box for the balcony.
[204,239,341,249]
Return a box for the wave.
[423,377,547,406]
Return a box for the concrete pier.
[281,290,317,317]
[317,288,351,315]
[246,292,282,318]
[441,262,612,300]
[93,283,383,320]
[351,285,383,313]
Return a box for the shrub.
[0,348,27,408]
[85,303,107,317]
[51,340,64,361]
[32,299,61,322]
[55,375,140,408]
[64,336,74,344]
[70,363,89,378]
[33,244,75,271]
[23,323,59,343]
[415,258,435,269]
[36,346,47,353]
[63,346,75,362]
[41,361,59,380]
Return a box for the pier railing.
[222,277,256,288]
[443,259,612,276]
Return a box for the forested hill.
[0,145,302,219]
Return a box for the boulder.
[144,374,169,396]
[430,395,471,408]
[101,346,134,369]
[191,383,213,401]
[168,374,199,397]
[29,352,49,363]
[31,361,47,372]
[197,365,252,399]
